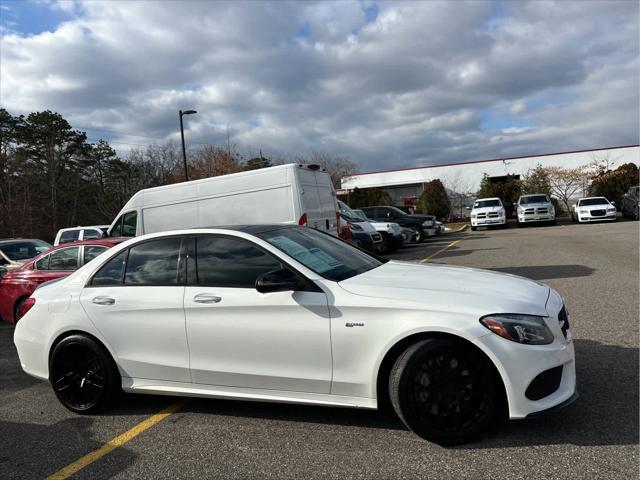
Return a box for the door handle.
[193,293,222,304]
[92,296,115,306]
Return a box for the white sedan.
[572,196,617,223]
[14,225,577,445]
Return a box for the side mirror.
[610,201,615,205]
[256,268,301,294]
[465,206,471,210]
[513,202,518,207]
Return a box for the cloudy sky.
[1,0,638,170]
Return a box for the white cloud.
[0,0,637,169]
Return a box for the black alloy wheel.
[50,335,120,414]
[389,339,499,445]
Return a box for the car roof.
[578,196,607,201]
[55,237,129,247]
[201,224,297,235]
[475,197,501,201]
[520,193,548,197]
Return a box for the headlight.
[471,214,477,218]
[517,207,524,213]
[579,209,588,214]
[480,314,554,345]
[386,224,394,233]
[607,207,616,212]
[350,223,363,231]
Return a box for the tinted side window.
[192,236,282,288]
[83,229,102,240]
[60,230,80,244]
[84,245,108,264]
[122,211,137,237]
[92,250,127,286]
[49,247,80,271]
[35,255,50,270]
[125,237,181,286]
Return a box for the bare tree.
[545,166,590,212]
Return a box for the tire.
[634,206,639,221]
[389,339,499,446]
[14,297,28,323]
[49,334,121,414]
[412,228,423,243]
[470,226,477,231]
[517,221,523,228]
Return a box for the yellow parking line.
[419,239,463,264]
[47,400,186,480]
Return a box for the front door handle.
[194,293,222,304]
[92,296,115,306]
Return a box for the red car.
[0,238,126,324]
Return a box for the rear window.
[59,230,81,244]
[0,240,51,261]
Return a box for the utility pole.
[179,109,197,181]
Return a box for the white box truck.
[107,163,339,237]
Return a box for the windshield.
[352,209,369,221]
[473,199,501,208]
[258,227,382,282]
[578,197,609,206]
[337,201,358,223]
[520,195,549,205]
[0,240,51,261]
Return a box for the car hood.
[339,261,550,317]
[578,204,611,209]
[351,221,376,234]
[519,202,552,209]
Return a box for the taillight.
[18,297,36,318]
[298,213,308,226]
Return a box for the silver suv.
[516,194,555,226]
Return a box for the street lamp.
[179,109,197,181]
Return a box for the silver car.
[516,194,556,226]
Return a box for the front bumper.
[473,332,576,419]
[518,214,555,223]
[471,218,505,226]
[578,213,616,222]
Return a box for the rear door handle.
[92,296,115,306]
[194,293,222,304]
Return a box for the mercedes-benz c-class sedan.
[14,225,577,445]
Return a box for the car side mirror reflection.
[256,268,301,294]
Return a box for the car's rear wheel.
[14,297,28,323]
[389,339,499,445]
[49,334,120,414]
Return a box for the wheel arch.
[375,331,508,416]
[48,329,120,378]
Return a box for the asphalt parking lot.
[1,219,638,479]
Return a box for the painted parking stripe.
[47,400,186,480]
[419,238,463,264]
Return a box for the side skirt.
[121,377,378,410]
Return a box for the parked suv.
[621,186,639,220]
[359,206,435,242]
[515,194,555,227]
[470,198,506,230]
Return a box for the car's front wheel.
[49,334,121,414]
[389,338,499,445]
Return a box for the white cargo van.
[107,164,339,237]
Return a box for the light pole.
[179,109,197,181]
